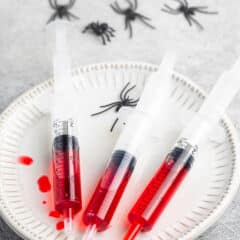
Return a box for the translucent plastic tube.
[51,21,82,235]
[124,138,196,240]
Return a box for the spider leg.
[124,18,133,38]
[135,13,151,21]
[182,0,188,7]
[47,12,58,24]
[191,6,208,9]
[137,16,156,29]
[162,4,180,13]
[100,102,121,108]
[189,15,204,30]
[126,0,134,10]
[108,26,116,32]
[172,0,185,6]
[125,17,129,30]
[134,0,138,10]
[162,8,180,15]
[68,11,80,20]
[104,32,111,42]
[101,34,106,45]
[128,103,138,107]
[194,9,218,15]
[110,4,123,14]
[82,25,90,33]
[91,104,117,116]
[128,21,133,38]
[110,2,124,14]
[54,0,58,8]
[128,98,139,104]
[184,14,192,26]
[123,85,136,99]
[48,0,56,9]
[110,118,119,132]
[68,0,76,9]
[107,29,115,37]
[120,82,130,101]
[65,13,71,21]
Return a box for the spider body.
[110,0,155,38]
[91,82,139,131]
[82,22,115,45]
[162,0,218,30]
[47,0,79,24]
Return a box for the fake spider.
[91,82,139,132]
[110,0,155,38]
[47,0,79,24]
[82,22,116,45]
[162,0,218,30]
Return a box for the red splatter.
[37,176,51,193]
[42,201,47,205]
[18,156,33,166]
[49,210,61,218]
[56,221,64,231]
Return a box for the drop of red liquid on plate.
[49,210,61,218]
[56,221,64,231]
[37,176,51,193]
[18,156,33,166]
[42,201,47,205]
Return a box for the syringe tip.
[82,225,97,240]
[64,217,73,236]
[63,208,74,237]
[123,223,142,240]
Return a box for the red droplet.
[49,210,61,218]
[37,176,51,193]
[42,201,47,205]
[56,221,64,231]
[18,156,33,166]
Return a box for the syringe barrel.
[82,150,136,231]
[52,119,82,215]
[127,138,196,231]
[196,58,240,126]
[51,20,82,216]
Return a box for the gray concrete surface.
[0,0,240,239]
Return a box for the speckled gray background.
[0,0,240,239]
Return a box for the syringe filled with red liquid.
[51,21,82,235]
[124,58,240,240]
[82,53,177,239]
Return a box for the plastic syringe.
[123,58,240,240]
[82,53,177,240]
[51,20,82,236]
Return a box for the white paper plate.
[0,62,239,240]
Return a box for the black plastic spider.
[82,22,116,45]
[47,0,79,24]
[91,82,139,132]
[162,0,218,30]
[110,0,155,38]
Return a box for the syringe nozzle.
[82,225,97,240]
[63,208,74,237]
[123,223,142,240]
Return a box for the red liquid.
[42,201,47,205]
[49,210,61,218]
[18,156,33,166]
[56,221,65,231]
[52,135,82,217]
[124,147,194,240]
[37,176,52,193]
[82,150,136,231]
